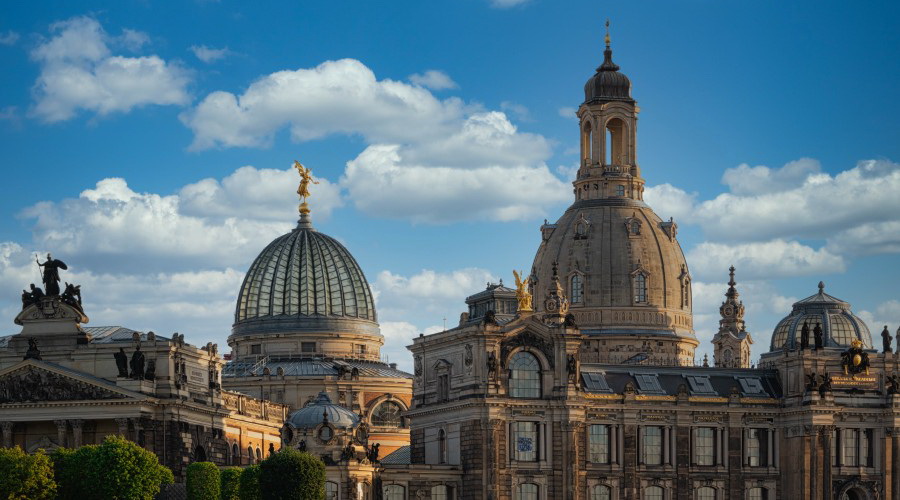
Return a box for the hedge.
[90,435,174,500]
[259,449,325,500]
[239,464,262,500]
[220,468,241,500]
[0,446,56,500]
[186,462,220,500]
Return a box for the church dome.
[286,391,359,430]
[232,215,378,337]
[769,282,872,351]
[584,46,633,103]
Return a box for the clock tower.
[712,266,753,367]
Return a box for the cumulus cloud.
[342,143,569,223]
[30,16,190,122]
[190,45,231,63]
[693,159,900,243]
[500,101,531,122]
[687,240,845,281]
[20,164,341,273]
[858,300,900,335]
[644,183,697,222]
[408,69,457,90]
[373,267,497,319]
[0,31,20,46]
[825,221,900,257]
[558,106,577,119]
[721,158,822,196]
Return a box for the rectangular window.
[589,425,610,464]
[747,429,760,466]
[844,429,858,466]
[694,427,715,466]
[355,344,367,355]
[642,426,662,465]
[301,342,316,353]
[862,429,872,467]
[437,374,450,402]
[616,185,625,196]
[250,344,261,355]
[832,429,839,466]
[513,422,539,462]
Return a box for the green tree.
[52,445,99,500]
[259,449,325,500]
[90,435,173,500]
[238,464,261,500]
[0,446,57,500]
[220,468,242,500]
[186,462,220,500]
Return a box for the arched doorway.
[840,486,871,500]
[194,445,207,462]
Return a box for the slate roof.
[580,364,781,399]
[222,357,412,379]
[83,326,170,343]
[380,445,411,465]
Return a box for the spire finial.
[604,18,611,48]
[818,281,825,294]
[728,266,736,287]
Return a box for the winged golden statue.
[513,270,533,313]
[293,160,320,214]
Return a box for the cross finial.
[604,18,611,47]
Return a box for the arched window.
[372,401,404,427]
[571,275,584,304]
[383,484,405,500]
[644,486,664,500]
[518,483,539,500]
[509,351,541,398]
[247,446,254,464]
[194,445,207,462]
[606,118,626,165]
[634,273,647,303]
[325,481,339,500]
[255,447,261,463]
[591,484,611,500]
[438,428,447,464]
[431,485,449,500]
[231,443,239,465]
[696,486,716,500]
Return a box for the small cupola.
[583,20,633,103]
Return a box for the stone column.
[115,418,129,437]
[773,428,779,469]
[663,426,670,465]
[54,420,68,448]
[70,420,84,448]
[717,427,725,466]
[742,429,749,466]
[132,419,143,446]
[610,425,618,465]
[1,421,13,448]
[767,428,774,467]
[893,430,900,500]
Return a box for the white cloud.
[0,31,20,46]
[190,45,231,63]
[408,69,457,90]
[858,301,900,337]
[342,143,568,223]
[20,164,342,273]
[687,240,845,281]
[558,106,577,119]
[825,221,900,257]
[120,29,150,51]
[693,159,900,243]
[644,183,697,222]
[181,58,468,150]
[721,158,822,196]
[30,16,190,122]
[373,267,496,318]
[490,0,530,8]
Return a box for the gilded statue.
[512,270,533,312]
[293,160,319,214]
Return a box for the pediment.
[500,327,555,368]
[0,360,144,404]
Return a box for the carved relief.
[501,331,555,368]
[0,367,123,403]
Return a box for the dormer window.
[630,221,640,235]
[571,275,584,304]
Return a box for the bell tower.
[575,20,643,203]
[712,266,753,368]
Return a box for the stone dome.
[584,46,633,103]
[769,282,872,351]
[232,215,378,337]
[286,391,359,430]
[532,202,694,340]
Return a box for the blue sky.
[0,0,898,369]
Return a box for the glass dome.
[769,282,872,351]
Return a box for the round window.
[318,426,333,442]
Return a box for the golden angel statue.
[513,270,533,313]
[293,160,319,214]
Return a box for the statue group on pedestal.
[799,321,824,350]
[115,344,154,380]
[21,253,83,313]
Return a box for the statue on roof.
[882,325,893,353]
[114,348,128,377]
[130,345,145,379]
[36,253,67,296]
[21,284,44,309]
[293,160,319,215]
[512,270,533,313]
[800,321,810,350]
[813,322,824,349]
